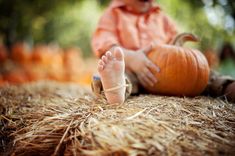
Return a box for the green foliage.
[0,0,103,56]
[36,1,102,57]
[157,0,235,51]
[0,0,234,57]
[0,0,76,45]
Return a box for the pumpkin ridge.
[154,46,168,94]
[174,48,180,94]
[153,47,163,94]
[174,47,182,94]
[192,49,209,95]
[189,49,199,96]
[196,49,210,94]
[181,47,189,95]
[163,50,171,94]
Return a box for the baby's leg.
[125,69,141,95]
[225,82,235,102]
[203,70,235,102]
[97,47,126,104]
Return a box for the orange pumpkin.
[0,44,8,62]
[63,47,82,67]
[147,33,210,96]
[32,45,64,67]
[76,72,92,85]
[31,44,64,81]
[0,75,6,87]
[63,47,83,82]
[47,44,64,67]
[11,42,31,64]
[24,66,47,82]
[3,69,29,84]
[31,45,52,65]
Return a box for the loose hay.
[0,81,235,156]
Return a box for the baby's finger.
[144,68,157,84]
[138,73,154,87]
[146,61,160,73]
[137,74,148,87]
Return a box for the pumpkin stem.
[171,33,199,46]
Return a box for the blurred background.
[0,0,234,86]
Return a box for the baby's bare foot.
[97,48,126,104]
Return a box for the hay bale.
[0,81,235,156]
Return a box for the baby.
[92,0,235,104]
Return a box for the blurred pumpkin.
[32,45,63,69]
[76,72,92,85]
[3,69,29,84]
[63,47,83,82]
[147,33,210,96]
[31,45,52,66]
[32,44,64,81]
[63,47,82,67]
[24,65,47,82]
[204,49,219,69]
[0,44,8,63]
[0,75,6,87]
[11,42,31,64]
[47,44,64,81]
[48,44,64,67]
[47,68,64,82]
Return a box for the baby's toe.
[98,60,104,72]
[102,55,108,64]
[98,65,104,72]
[106,51,113,60]
[114,47,124,61]
[98,60,105,66]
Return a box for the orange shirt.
[92,0,178,57]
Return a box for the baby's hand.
[129,45,160,87]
